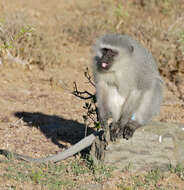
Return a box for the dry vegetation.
[0,0,184,189]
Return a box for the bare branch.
[73,82,94,100]
[84,67,95,87]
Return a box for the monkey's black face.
[96,48,118,72]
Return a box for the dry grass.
[0,14,63,67]
[1,158,184,190]
[1,1,184,77]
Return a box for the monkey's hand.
[109,122,122,141]
[123,120,141,140]
[109,120,141,141]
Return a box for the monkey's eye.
[101,48,108,55]
[101,48,118,56]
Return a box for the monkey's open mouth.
[101,62,109,69]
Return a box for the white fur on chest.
[106,86,125,122]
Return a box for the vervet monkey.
[93,33,163,140]
[0,34,162,163]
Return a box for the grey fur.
[0,133,97,163]
[93,33,163,139]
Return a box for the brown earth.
[0,0,184,189]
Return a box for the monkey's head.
[94,47,118,71]
[93,34,134,73]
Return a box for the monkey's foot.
[109,122,126,141]
[109,122,119,141]
[123,120,141,140]
[123,126,135,140]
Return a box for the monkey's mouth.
[97,60,111,71]
[101,62,109,69]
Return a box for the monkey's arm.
[0,133,97,163]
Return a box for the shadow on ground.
[14,111,95,149]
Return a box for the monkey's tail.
[0,133,97,163]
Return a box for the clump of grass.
[169,164,184,180]
[116,168,175,190]
[0,14,62,67]
[0,156,114,189]
[144,169,164,184]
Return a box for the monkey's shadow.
[15,111,95,149]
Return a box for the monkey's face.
[95,48,118,72]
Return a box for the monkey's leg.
[97,103,111,144]
[110,117,141,140]
[123,80,162,140]
[122,119,141,140]
[99,114,111,144]
[109,107,135,141]
[96,83,112,143]
[133,80,162,125]
[110,90,142,141]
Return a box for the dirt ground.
[0,0,184,189]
